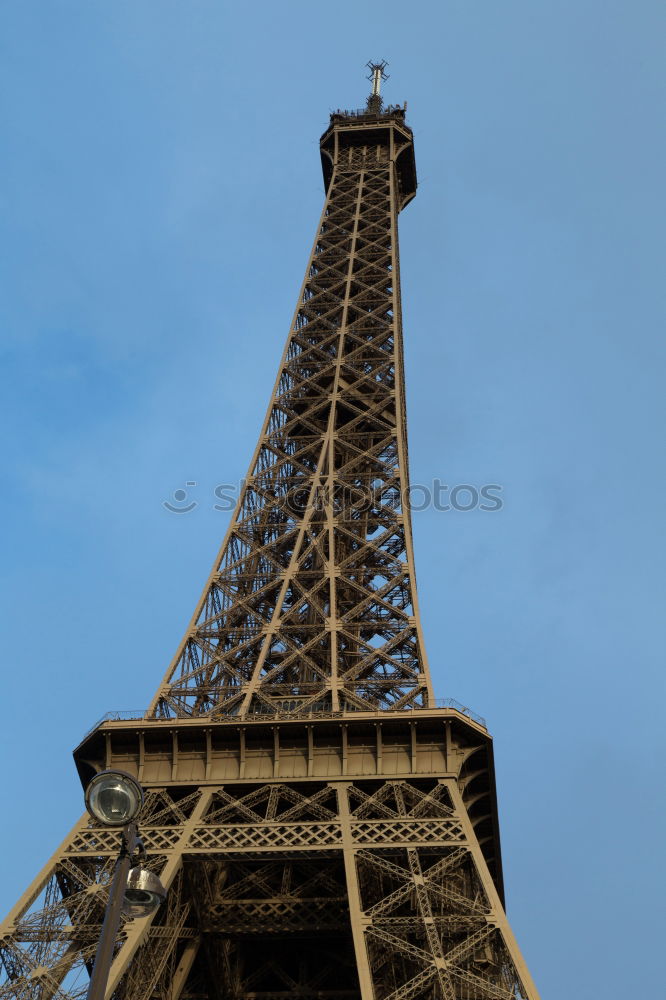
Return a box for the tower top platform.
[320,103,417,209]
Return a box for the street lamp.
[85,770,166,1000]
[85,770,143,827]
[123,868,167,917]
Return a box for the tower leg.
[448,781,541,1000]
[339,783,375,1000]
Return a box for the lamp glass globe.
[85,771,143,826]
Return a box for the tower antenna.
[366,59,389,112]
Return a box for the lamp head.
[123,867,166,917]
[84,770,144,827]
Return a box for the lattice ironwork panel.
[201,783,339,825]
[348,779,455,820]
[351,820,465,845]
[188,822,341,851]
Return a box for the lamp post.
[84,771,166,1000]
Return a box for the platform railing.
[329,104,407,123]
[79,697,486,744]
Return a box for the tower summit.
[1,68,541,1000]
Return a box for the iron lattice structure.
[148,102,428,722]
[1,77,541,1000]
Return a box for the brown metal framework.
[0,82,541,1000]
[147,103,426,722]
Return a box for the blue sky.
[1,2,664,996]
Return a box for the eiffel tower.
[0,66,541,1000]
